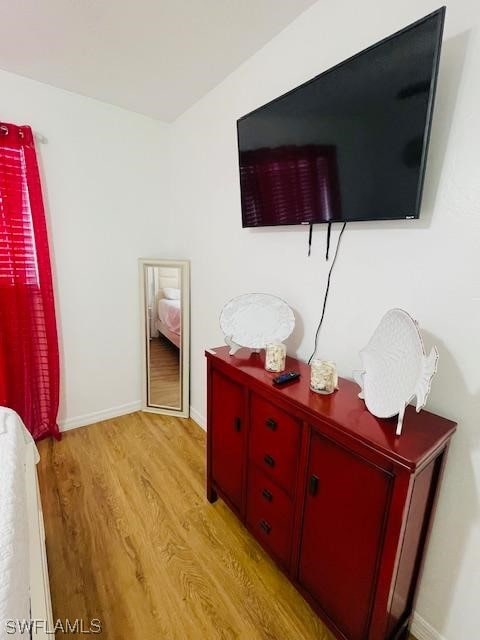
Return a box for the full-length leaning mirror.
[139,259,190,417]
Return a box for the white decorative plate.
[353,309,438,436]
[220,293,295,354]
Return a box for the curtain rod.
[0,123,47,144]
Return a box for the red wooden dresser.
[205,346,456,640]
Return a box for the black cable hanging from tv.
[308,222,347,364]
[307,223,313,257]
[326,223,332,260]
[307,222,333,259]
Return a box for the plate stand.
[225,336,242,356]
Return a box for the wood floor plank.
[149,336,181,408]
[36,412,415,639]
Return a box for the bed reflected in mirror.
[140,259,190,417]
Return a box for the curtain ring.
[0,124,9,136]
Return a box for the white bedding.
[158,298,181,335]
[0,409,39,639]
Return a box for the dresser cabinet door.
[299,431,392,640]
[210,370,245,512]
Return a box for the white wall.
[0,69,171,428]
[2,1,477,635]
[169,1,480,638]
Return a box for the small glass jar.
[265,342,287,372]
[310,359,338,394]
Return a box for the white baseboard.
[60,401,142,432]
[411,612,447,640]
[61,402,206,433]
[190,406,206,430]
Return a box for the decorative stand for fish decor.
[353,308,438,436]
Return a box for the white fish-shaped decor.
[353,309,438,436]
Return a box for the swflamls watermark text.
[4,618,102,634]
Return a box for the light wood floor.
[37,413,330,639]
[149,336,180,408]
[37,413,416,640]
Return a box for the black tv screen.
[237,8,445,227]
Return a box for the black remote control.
[273,370,301,386]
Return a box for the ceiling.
[0,0,317,122]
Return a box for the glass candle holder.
[310,359,338,394]
[265,342,286,372]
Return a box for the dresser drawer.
[246,465,294,567]
[249,393,301,495]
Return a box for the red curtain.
[0,122,60,440]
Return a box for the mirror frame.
[139,258,190,417]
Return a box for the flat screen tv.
[237,8,445,227]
